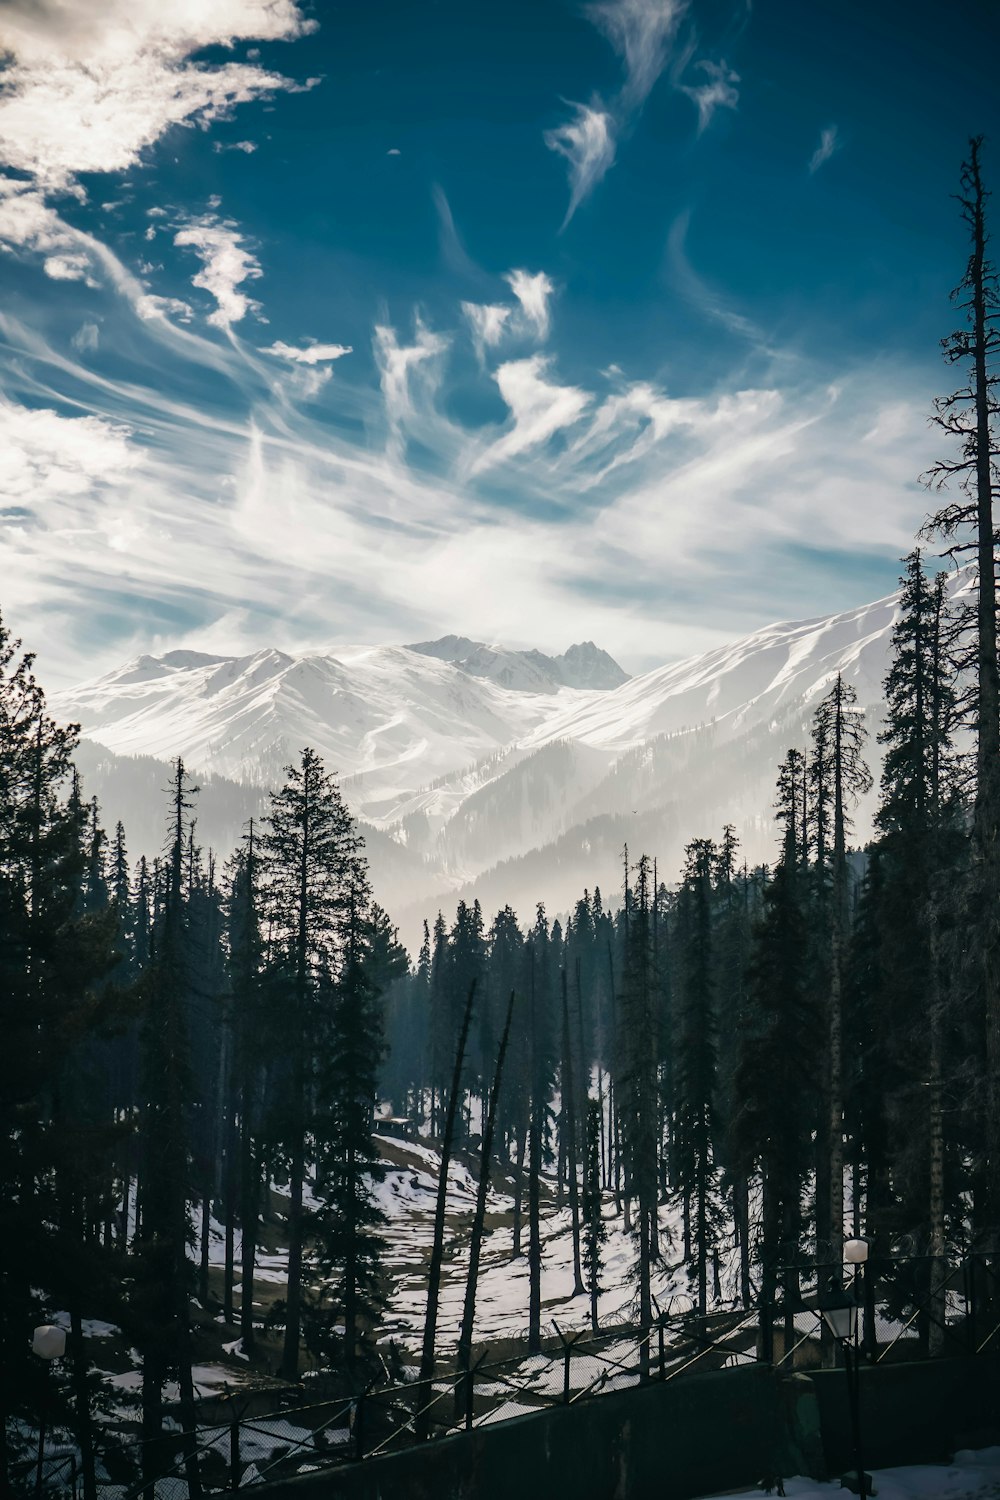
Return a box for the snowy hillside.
[55,582,961,945]
[54,642,603,799]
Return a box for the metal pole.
[35,1361,49,1498]
[354,1393,365,1460]
[844,1336,867,1497]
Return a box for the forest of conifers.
[1,140,998,1498]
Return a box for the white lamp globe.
[32,1325,66,1360]
[844,1238,870,1265]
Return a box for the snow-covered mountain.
[54,589,928,949]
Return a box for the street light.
[818,1281,873,1497]
[32,1324,66,1497]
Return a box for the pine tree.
[0,612,116,1489]
[310,877,388,1372]
[673,840,721,1320]
[260,747,368,1379]
[810,676,871,1290]
[732,760,817,1362]
[225,826,265,1356]
[131,758,202,1497]
[920,137,1000,1237]
[582,1099,607,1335]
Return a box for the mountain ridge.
[52,588,947,950]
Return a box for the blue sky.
[0,0,997,687]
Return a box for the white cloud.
[470,355,591,473]
[588,0,688,111]
[261,340,352,365]
[809,125,840,175]
[0,0,315,190]
[71,321,101,353]
[387,147,401,156]
[173,216,262,327]
[548,0,690,224]
[680,60,740,134]
[42,251,96,284]
[504,270,555,341]
[135,292,195,322]
[463,271,555,360]
[0,302,942,701]
[544,101,617,228]
[374,321,450,455]
[213,139,258,154]
[0,396,136,504]
[0,176,84,262]
[461,303,512,362]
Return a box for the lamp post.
[32,1324,67,1497]
[819,1245,873,1498]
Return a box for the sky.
[0,0,997,688]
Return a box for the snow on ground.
[702,1447,1000,1500]
[49,1313,121,1339]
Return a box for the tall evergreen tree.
[311,875,389,1372]
[261,746,367,1379]
[582,1099,607,1335]
[673,840,721,1319]
[921,137,1000,1237]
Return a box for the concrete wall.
[810,1355,1000,1476]
[254,1364,783,1500]
[254,1356,1000,1500]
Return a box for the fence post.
[466,1352,487,1430]
[354,1393,365,1460]
[966,1257,978,1354]
[554,1322,580,1405]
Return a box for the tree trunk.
[528,1094,543,1352]
[239,1095,259,1355]
[928,907,947,1357]
[512,1120,526,1256]
[562,973,585,1296]
[456,990,516,1413]
[281,1121,305,1380]
[416,981,476,1441]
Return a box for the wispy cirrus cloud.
[667,208,773,350]
[544,102,617,229]
[809,125,840,174]
[546,0,737,225]
[374,321,451,457]
[462,270,556,361]
[469,355,592,474]
[0,302,939,691]
[504,270,555,341]
[461,303,512,363]
[680,60,740,134]
[588,0,688,112]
